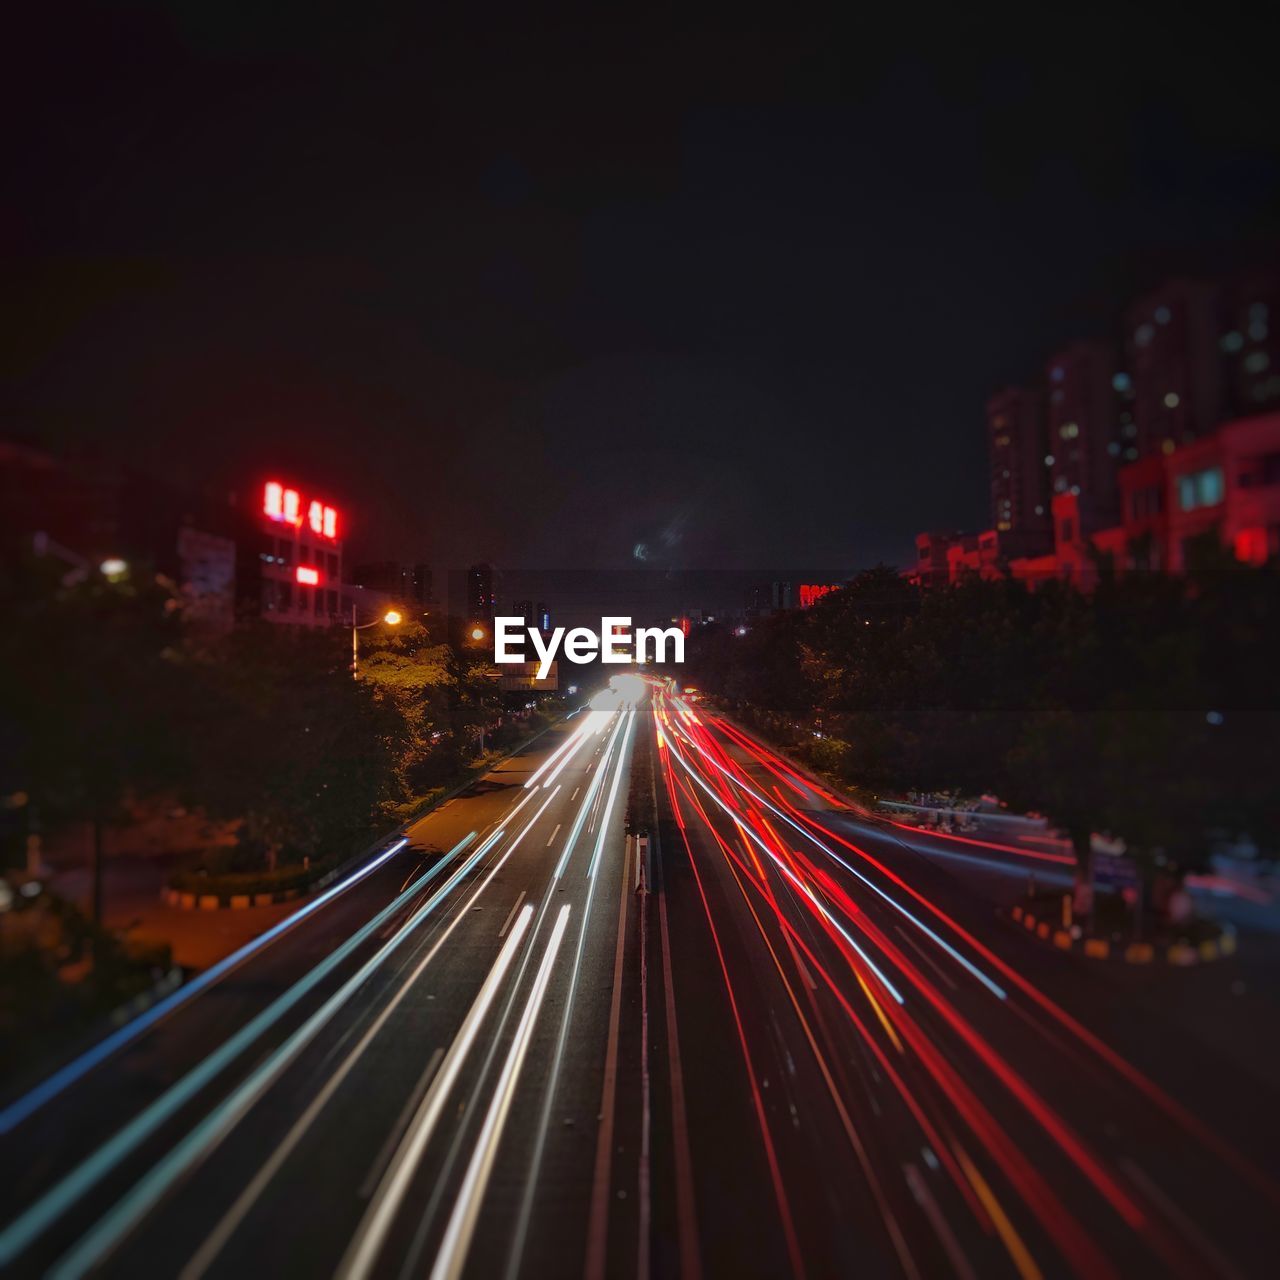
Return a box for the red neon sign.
[799,583,839,608]
[296,565,321,586]
[263,481,339,541]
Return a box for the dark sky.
[5,4,1279,570]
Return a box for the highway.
[1,685,646,1279]
[4,679,1279,1278]
[648,686,1280,1279]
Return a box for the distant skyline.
[5,7,1279,570]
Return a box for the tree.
[0,556,188,925]
[192,624,406,869]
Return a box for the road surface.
[2,689,644,1279]
[4,681,1279,1278]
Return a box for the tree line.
[686,554,1279,905]
[0,555,519,896]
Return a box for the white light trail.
[337,905,537,1280]
[1,834,479,1273]
[429,905,572,1280]
[665,720,1007,1001]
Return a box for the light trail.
[505,707,637,1278]
[337,905,537,1280]
[588,705,635,877]
[430,904,572,1280]
[553,709,627,878]
[663,710,1006,1000]
[177,813,541,1280]
[0,833,477,1271]
[666,736,905,1004]
[0,835,414,1135]
[44,828,518,1280]
[522,711,603,789]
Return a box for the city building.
[915,268,1280,591]
[245,479,344,628]
[350,561,433,609]
[467,562,496,621]
[1044,339,1122,530]
[1222,267,1280,417]
[536,601,551,632]
[987,385,1052,556]
[1124,278,1224,459]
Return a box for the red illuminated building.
[915,268,1280,591]
[244,480,344,627]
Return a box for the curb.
[1009,902,1237,965]
[161,886,305,911]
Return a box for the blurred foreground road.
[3,683,1279,1278]
[648,687,1280,1278]
[2,692,644,1279]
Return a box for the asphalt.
[643,690,1280,1279]
[5,686,1279,1279]
[1,695,645,1280]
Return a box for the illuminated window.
[309,500,325,534]
[1112,372,1132,392]
[1164,392,1180,408]
[1155,305,1171,324]
[1134,323,1155,347]
[296,565,321,586]
[264,482,284,519]
[1221,330,1244,353]
[1177,466,1224,511]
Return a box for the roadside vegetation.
[0,555,558,1067]
[686,551,1279,932]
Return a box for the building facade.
[246,479,344,627]
[987,385,1051,555]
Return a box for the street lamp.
[470,625,486,642]
[351,606,403,678]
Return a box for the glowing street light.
[352,605,403,678]
[470,625,486,642]
[99,558,128,581]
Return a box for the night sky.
[5,5,1279,571]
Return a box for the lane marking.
[498,893,527,939]
[545,823,562,847]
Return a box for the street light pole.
[351,605,404,678]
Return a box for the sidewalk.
[42,849,295,972]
